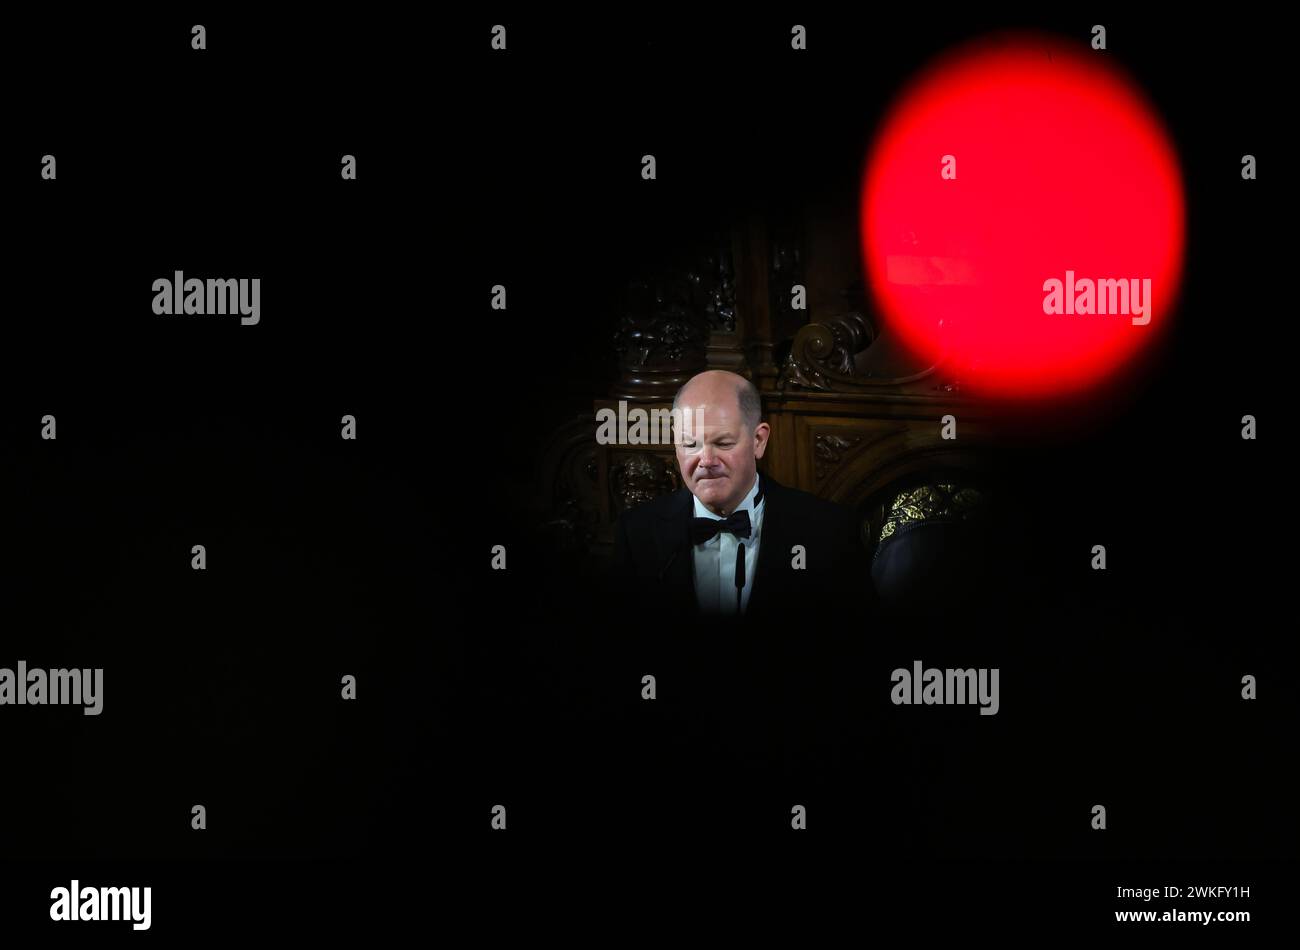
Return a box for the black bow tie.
[691,509,751,545]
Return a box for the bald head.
[672,370,762,435]
[671,370,770,516]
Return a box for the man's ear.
[753,422,771,459]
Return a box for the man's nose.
[697,444,716,466]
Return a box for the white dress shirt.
[692,474,765,615]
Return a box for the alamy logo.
[1042,270,1151,325]
[890,660,1000,715]
[50,880,151,931]
[0,661,103,715]
[595,400,703,446]
[152,271,260,325]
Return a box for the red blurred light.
[861,33,1185,400]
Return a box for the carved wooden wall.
[536,205,1003,562]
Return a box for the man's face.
[674,384,770,516]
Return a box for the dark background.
[1,9,1292,938]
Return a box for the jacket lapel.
[653,487,698,614]
[745,474,786,617]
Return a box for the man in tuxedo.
[611,370,874,624]
[604,370,884,821]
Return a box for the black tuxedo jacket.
[611,473,875,626]
[603,472,890,807]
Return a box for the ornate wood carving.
[781,311,878,391]
[609,451,681,517]
[876,482,988,548]
[612,231,743,400]
[535,414,602,554]
[813,432,864,481]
